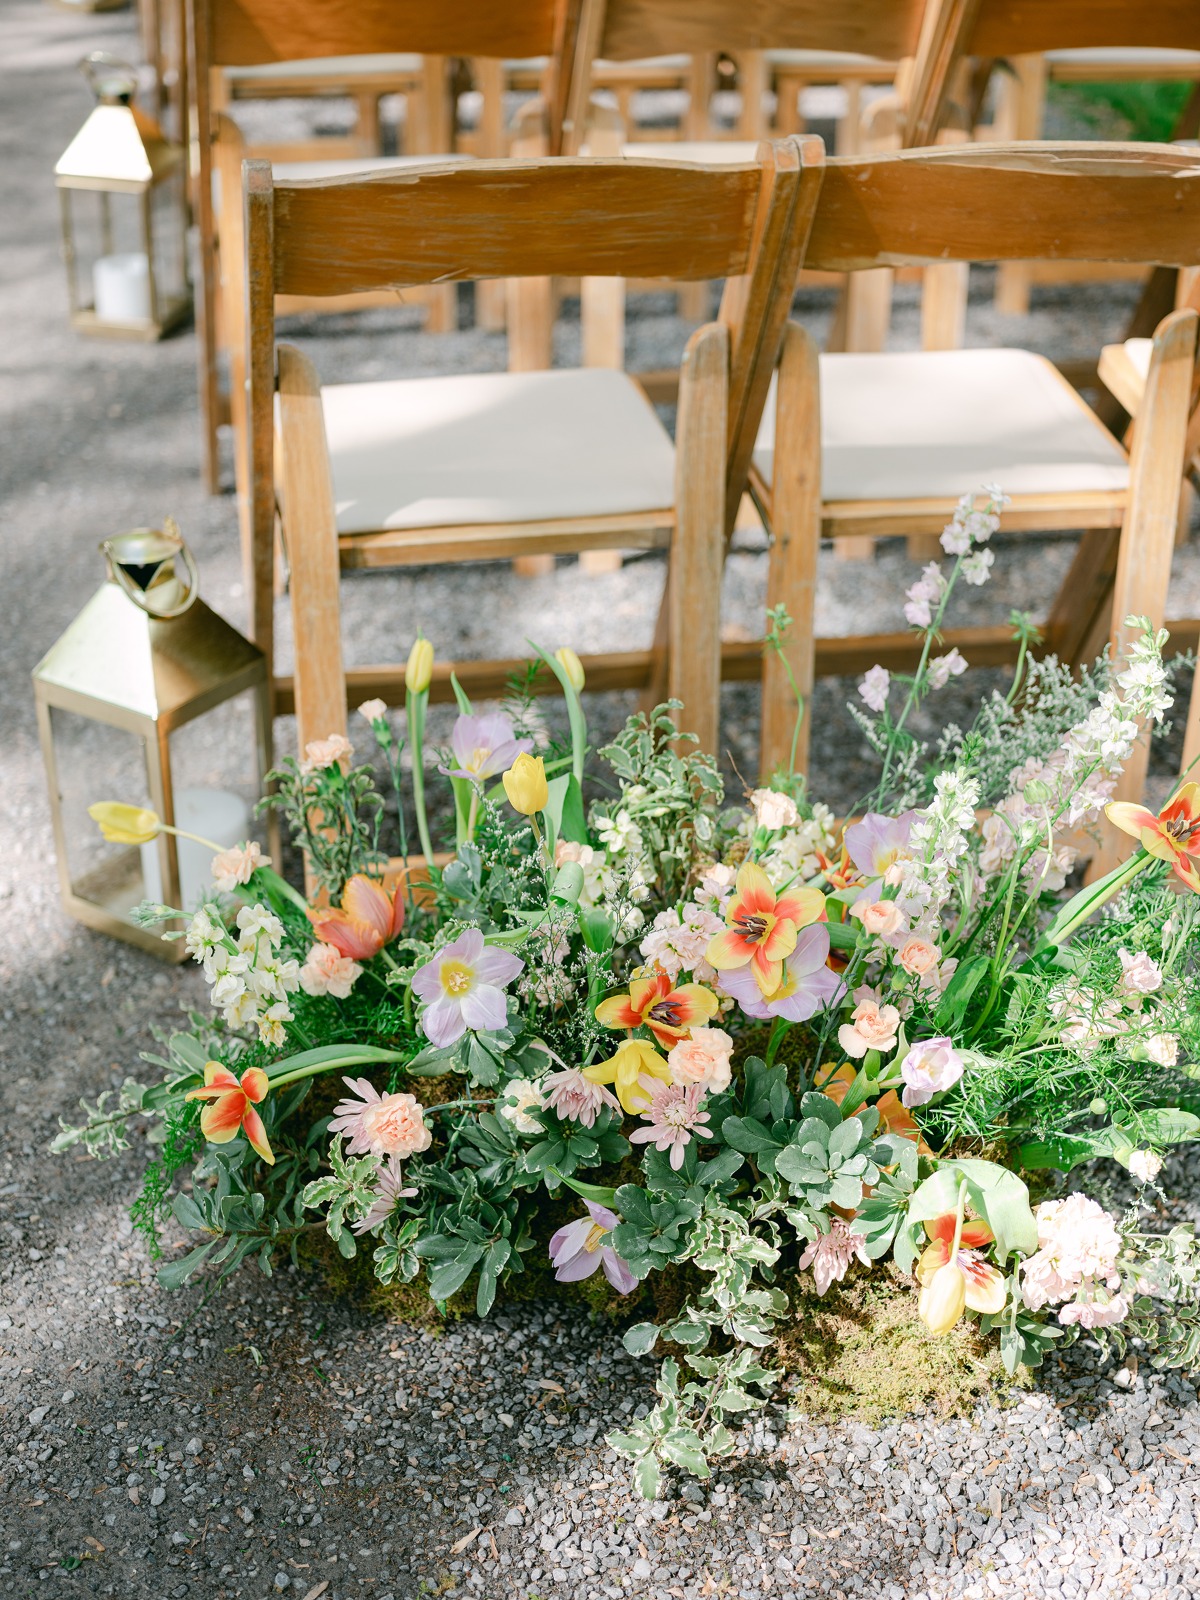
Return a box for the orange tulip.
[308,875,405,961]
[916,1212,1006,1333]
[595,969,719,1048]
[706,862,826,996]
[1106,783,1200,892]
[186,1062,274,1165]
[821,1063,932,1155]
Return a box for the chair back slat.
[906,0,1200,147]
[590,0,926,60]
[205,0,557,67]
[805,143,1200,273]
[556,0,922,151]
[268,156,769,296]
[971,0,1200,58]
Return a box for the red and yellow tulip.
[705,861,826,996]
[186,1062,275,1165]
[916,1213,1006,1334]
[308,875,406,962]
[1106,783,1200,892]
[595,969,719,1048]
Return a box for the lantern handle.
[101,517,200,619]
[80,52,141,106]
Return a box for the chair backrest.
[804,142,1200,273]
[554,0,928,152]
[906,0,1200,146]
[242,138,824,667]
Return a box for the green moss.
[778,1263,1027,1423]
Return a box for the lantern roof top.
[55,102,183,190]
[33,582,265,731]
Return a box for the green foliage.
[774,1095,883,1211]
[261,752,385,896]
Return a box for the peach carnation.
[328,1078,432,1159]
[896,935,939,977]
[301,734,354,774]
[837,988,900,1060]
[299,942,363,1000]
[668,1027,734,1093]
[211,840,266,894]
[851,898,905,938]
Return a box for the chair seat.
[225,53,424,86]
[753,348,1129,502]
[272,153,470,181]
[619,140,760,164]
[321,368,676,535]
[1046,47,1200,74]
[765,49,896,75]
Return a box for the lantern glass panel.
[47,705,154,923]
[157,688,267,914]
[150,168,187,309]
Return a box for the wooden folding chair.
[188,0,561,493]
[242,141,822,760]
[554,0,925,374]
[752,143,1200,804]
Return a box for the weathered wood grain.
[270,158,763,295]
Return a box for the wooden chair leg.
[669,321,729,756]
[276,345,348,755]
[994,55,1046,317]
[761,323,820,779]
[1090,309,1199,878]
[906,255,970,562]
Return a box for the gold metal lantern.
[55,54,191,341]
[32,522,269,961]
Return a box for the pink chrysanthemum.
[798,1217,871,1296]
[352,1156,417,1235]
[628,1081,712,1170]
[328,1077,432,1160]
[543,1068,619,1129]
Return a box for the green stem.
[266,1045,407,1091]
[763,1016,790,1069]
[1035,849,1153,956]
[407,688,436,869]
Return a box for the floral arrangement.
[60,491,1200,1498]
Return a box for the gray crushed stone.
[3,2,1200,1595]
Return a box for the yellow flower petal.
[88,801,162,845]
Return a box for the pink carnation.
[299,942,363,999]
[328,1077,432,1159]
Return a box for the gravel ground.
[3,4,1200,1597]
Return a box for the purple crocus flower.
[440,712,532,783]
[843,810,919,900]
[411,928,524,1047]
[548,1201,638,1294]
[720,924,845,1021]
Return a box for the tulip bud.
[555,646,585,694]
[917,1261,966,1335]
[88,801,162,845]
[502,752,549,816]
[405,636,434,696]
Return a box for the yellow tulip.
[555,646,585,694]
[917,1259,967,1335]
[88,801,162,845]
[502,753,549,816]
[583,1038,673,1114]
[405,635,434,696]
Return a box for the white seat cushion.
[1122,338,1154,381]
[1046,47,1200,72]
[618,139,760,164]
[320,368,676,534]
[754,348,1129,501]
[766,49,895,73]
[225,53,423,84]
[272,153,470,181]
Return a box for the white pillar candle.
[141,787,253,913]
[93,252,152,323]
